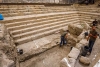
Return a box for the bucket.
[0,14,4,20]
[81,46,89,56]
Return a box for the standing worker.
[87,26,98,54]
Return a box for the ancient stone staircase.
[0,5,76,17]
[0,4,100,62]
[3,12,79,45]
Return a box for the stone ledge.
[17,33,60,62]
[3,11,77,21]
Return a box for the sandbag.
[79,56,90,65]
[60,57,76,67]
[68,47,80,59]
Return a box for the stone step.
[0,7,75,17]
[5,13,64,23]
[14,20,79,45]
[5,14,70,27]
[1,12,77,23]
[13,19,79,40]
[80,18,94,22]
[11,18,79,36]
[7,15,78,31]
[5,13,78,27]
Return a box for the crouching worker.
[92,19,98,26]
[87,26,98,55]
[59,30,69,47]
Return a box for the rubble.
[68,24,83,36]
[0,51,15,67]
[75,43,83,50]
[79,56,90,65]
[67,35,77,46]
[80,22,90,30]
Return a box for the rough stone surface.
[0,51,2,67]
[77,31,85,41]
[68,47,80,59]
[0,51,15,67]
[60,57,71,67]
[80,22,90,30]
[79,39,89,46]
[18,34,60,62]
[0,24,5,39]
[68,24,83,36]
[75,43,83,50]
[68,58,76,67]
[79,56,90,65]
[60,57,76,67]
[67,35,77,47]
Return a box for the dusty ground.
[20,45,71,67]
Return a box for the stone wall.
[0,0,77,4]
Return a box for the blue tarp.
[0,14,4,20]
